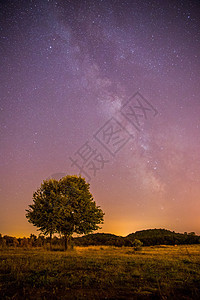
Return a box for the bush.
[132,239,143,251]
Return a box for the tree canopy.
[26,175,104,249]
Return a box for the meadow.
[1,245,200,299]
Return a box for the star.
[0,0,200,237]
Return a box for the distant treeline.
[1,229,200,248]
[74,229,200,247]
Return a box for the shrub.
[132,239,143,251]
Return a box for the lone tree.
[26,175,104,250]
[26,178,60,250]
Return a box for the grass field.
[1,245,200,299]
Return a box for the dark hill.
[73,233,125,247]
[126,228,200,245]
[73,229,200,246]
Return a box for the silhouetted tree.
[55,176,104,250]
[26,175,104,250]
[26,179,60,250]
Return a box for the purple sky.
[0,0,200,237]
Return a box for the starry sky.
[0,0,200,237]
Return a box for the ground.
[0,245,200,299]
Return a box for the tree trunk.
[64,235,71,251]
[50,232,52,251]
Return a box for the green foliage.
[26,175,104,249]
[56,176,104,236]
[26,178,59,237]
[132,239,143,251]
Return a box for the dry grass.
[1,245,200,299]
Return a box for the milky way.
[0,0,200,236]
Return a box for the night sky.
[1,0,200,237]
